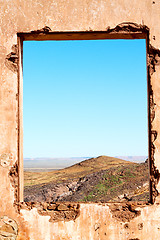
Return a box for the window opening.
[23,39,148,202]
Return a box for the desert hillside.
[24,155,135,186]
[24,156,149,202]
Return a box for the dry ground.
[24,156,134,186]
[24,156,149,202]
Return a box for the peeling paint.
[9,162,18,202]
[129,238,140,240]
[31,26,52,34]
[106,22,149,34]
[138,223,143,230]
[5,45,18,73]
[108,203,142,222]
[148,45,160,75]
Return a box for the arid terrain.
[24,156,149,202]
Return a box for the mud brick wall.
[1,1,160,239]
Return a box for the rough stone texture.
[1,0,160,239]
[14,202,80,222]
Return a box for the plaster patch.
[0,216,18,240]
[0,153,13,168]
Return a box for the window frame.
[17,30,151,203]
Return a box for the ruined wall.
[0,0,160,239]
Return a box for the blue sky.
[23,39,147,158]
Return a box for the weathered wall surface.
[0,0,160,239]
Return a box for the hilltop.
[24,155,134,187]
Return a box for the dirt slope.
[24,156,149,202]
[24,155,134,186]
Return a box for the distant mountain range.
[24,157,90,170]
[115,156,147,162]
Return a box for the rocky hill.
[24,156,149,202]
[24,156,134,186]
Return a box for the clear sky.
[23,39,147,158]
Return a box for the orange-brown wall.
[0,1,160,239]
